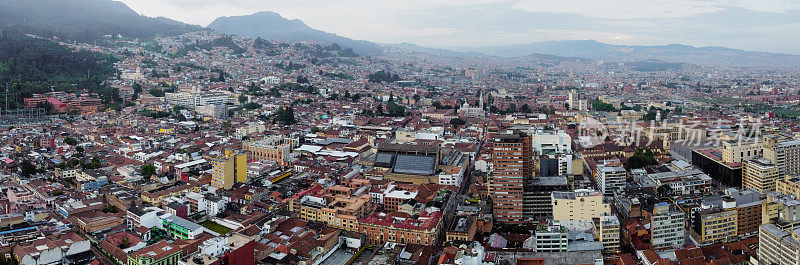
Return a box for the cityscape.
[1,1,800,265]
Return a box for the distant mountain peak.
[208,11,381,55]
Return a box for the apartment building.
[596,160,626,197]
[763,135,800,176]
[691,198,738,245]
[650,202,685,251]
[758,223,800,265]
[211,151,247,189]
[490,132,533,224]
[532,222,568,252]
[599,215,621,255]
[743,158,780,192]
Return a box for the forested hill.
[0,28,119,110]
[0,0,201,43]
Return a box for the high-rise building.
[650,202,685,251]
[211,151,248,190]
[596,160,626,197]
[568,89,577,110]
[599,215,620,255]
[763,135,800,177]
[758,223,800,265]
[743,158,779,192]
[490,132,533,224]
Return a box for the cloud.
[512,0,723,19]
[117,0,800,54]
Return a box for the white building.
[597,160,626,196]
[532,130,572,155]
[650,202,685,251]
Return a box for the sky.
[118,0,800,54]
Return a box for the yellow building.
[551,189,611,222]
[599,215,621,256]
[743,158,779,192]
[296,194,374,232]
[693,200,738,245]
[777,175,800,198]
[211,151,248,190]
[211,157,234,189]
[721,140,763,164]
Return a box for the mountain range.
[208,11,382,56]
[1,0,799,68]
[448,40,800,68]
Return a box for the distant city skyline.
[119,0,800,54]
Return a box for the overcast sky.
[118,0,800,54]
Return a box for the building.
[777,175,800,199]
[763,135,800,176]
[599,215,620,255]
[490,132,533,224]
[523,176,570,220]
[758,223,800,265]
[531,130,572,155]
[446,215,478,242]
[181,233,255,265]
[12,232,91,265]
[161,215,204,240]
[596,160,626,197]
[650,202,685,251]
[691,197,738,245]
[243,137,293,166]
[165,89,233,108]
[692,149,743,187]
[761,192,800,228]
[211,151,247,189]
[743,158,779,192]
[374,142,442,184]
[551,189,611,222]
[358,211,442,246]
[720,139,763,164]
[532,222,568,252]
[127,206,163,229]
[296,193,373,232]
[128,241,182,265]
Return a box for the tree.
[274,106,296,125]
[20,160,37,177]
[520,103,532,113]
[76,146,84,154]
[450,118,466,127]
[626,149,658,169]
[238,94,248,104]
[244,102,262,111]
[297,75,309,84]
[132,82,142,94]
[149,88,165,97]
[217,72,225,82]
[657,185,671,198]
[592,99,616,111]
[141,164,157,178]
[64,137,78,146]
